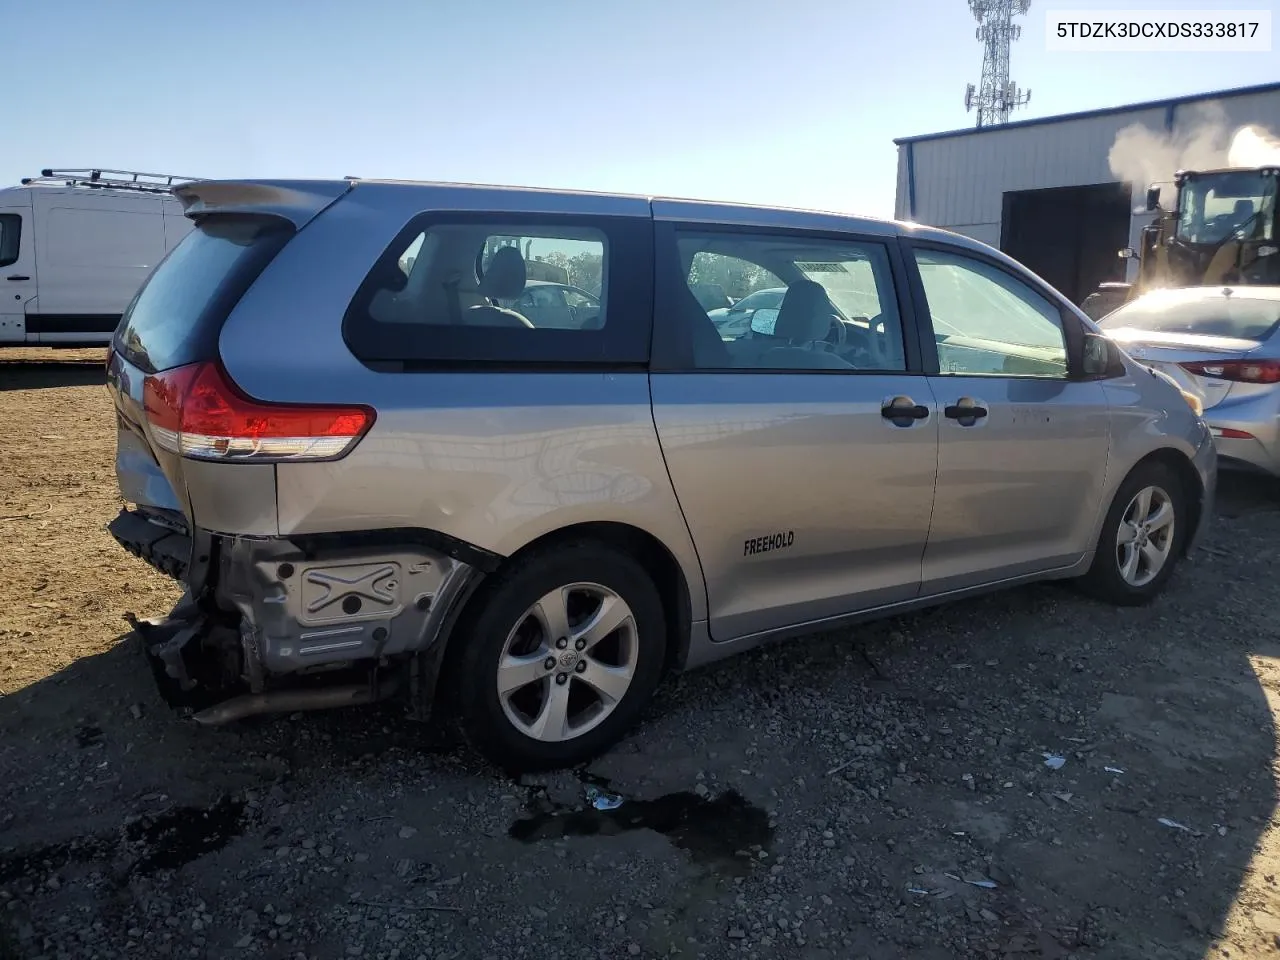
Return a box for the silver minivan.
[106,179,1217,771]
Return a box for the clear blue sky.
[6,0,1277,219]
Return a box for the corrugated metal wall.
[1202,89,1280,142]
[895,88,1280,270]
[895,107,1167,231]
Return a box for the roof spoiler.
[173,179,354,230]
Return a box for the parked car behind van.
[106,178,1216,771]
[0,168,194,347]
[709,286,786,339]
[1098,284,1280,478]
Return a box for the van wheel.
[450,542,666,772]
[1078,461,1187,606]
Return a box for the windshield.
[1177,171,1278,245]
[796,260,883,319]
[1099,293,1280,342]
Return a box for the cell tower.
[964,0,1032,128]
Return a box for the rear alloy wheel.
[450,543,666,771]
[498,582,639,743]
[1079,461,1188,605]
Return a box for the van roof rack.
[19,168,200,194]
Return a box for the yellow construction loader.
[1121,165,1279,296]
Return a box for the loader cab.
[1168,167,1280,287]
[1175,167,1277,245]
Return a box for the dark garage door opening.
[1000,183,1132,305]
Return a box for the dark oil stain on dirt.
[0,797,247,886]
[74,725,103,748]
[0,834,117,886]
[126,797,247,875]
[508,789,772,873]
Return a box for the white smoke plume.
[1229,125,1280,167]
[1107,100,1280,208]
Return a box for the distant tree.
[688,252,778,299]
[532,250,603,296]
[567,252,603,296]
[540,251,572,274]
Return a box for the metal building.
[894,80,1280,305]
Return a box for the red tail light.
[1179,359,1280,384]
[142,362,375,463]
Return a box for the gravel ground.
[3,350,1280,959]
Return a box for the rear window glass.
[114,215,292,373]
[1099,295,1280,342]
[342,214,652,367]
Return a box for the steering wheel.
[863,313,888,368]
[832,314,889,368]
[824,315,848,350]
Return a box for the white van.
[0,168,197,346]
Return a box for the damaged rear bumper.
[108,509,494,720]
[214,532,480,676]
[108,508,193,582]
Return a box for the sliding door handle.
[944,398,988,422]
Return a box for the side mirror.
[1118,247,1138,260]
[1145,185,1162,211]
[750,308,780,336]
[1081,332,1114,378]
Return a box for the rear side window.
[0,213,19,268]
[343,213,653,367]
[114,215,293,374]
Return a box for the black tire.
[1077,460,1188,606]
[447,541,667,772]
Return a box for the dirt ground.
[4,348,1280,959]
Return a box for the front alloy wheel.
[1079,459,1188,606]
[1115,485,1176,587]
